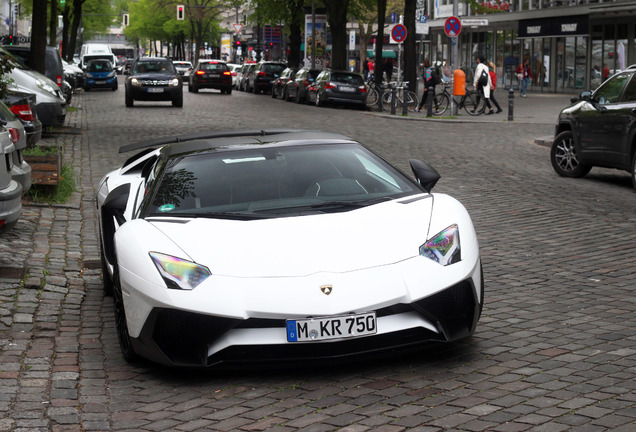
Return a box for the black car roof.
[119,129,355,155]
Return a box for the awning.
[366,50,397,59]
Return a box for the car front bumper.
[127,85,182,101]
[119,255,483,368]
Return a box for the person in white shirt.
[472,56,494,115]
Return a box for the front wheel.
[632,152,636,190]
[366,87,379,107]
[381,91,397,112]
[551,130,591,178]
[432,93,450,116]
[405,91,419,112]
[125,92,133,107]
[463,92,480,115]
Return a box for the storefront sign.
[518,15,588,38]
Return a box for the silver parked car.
[0,124,22,234]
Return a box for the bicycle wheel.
[381,91,397,111]
[405,91,419,112]
[432,93,450,116]
[463,91,481,116]
[366,87,379,107]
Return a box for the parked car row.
[237,63,368,109]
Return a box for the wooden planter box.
[24,151,62,185]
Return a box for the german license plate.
[211,74,220,78]
[286,312,376,342]
[339,86,355,93]
[147,87,163,93]
[96,80,106,84]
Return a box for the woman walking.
[488,61,503,114]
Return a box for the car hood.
[148,197,434,277]
[86,71,114,78]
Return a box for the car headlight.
[35,78,57,96]
[169,78,179,87]
[107,72,116,78]
[131,78,141,86]
[85,73,94,78]
[419,224,461,266]
[149,252,211,290]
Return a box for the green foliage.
[0,55,14,101]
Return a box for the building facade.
[427,0,636,93]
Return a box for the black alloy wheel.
[550,130,591,178]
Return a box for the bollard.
[391,86,397,115]
[426,86,434,117]
[402,86,408,116]
[508,89,514,121]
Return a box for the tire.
[550,130,591,178]
[381,91,396,112]
[283,88,290,101]
[112,81,118,91]
[296,90,304,104]
[366,87,378,107]
[188,82,193,92]
[172,94,183,107]
[271,86,277,98]
[432,93,450,116]
[463,92,480,115]
[125,92,133,107]
[405,91,419,112]
[192,83,198,93]
[112,266,139,363]
[632,152,636,190]
[84,86,91,92]
[226,87,232,95]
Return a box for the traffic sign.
[233,23,243,34]
[444,16,461,37]
[391,24,407,43]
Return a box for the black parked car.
[124,57,183,107]
[285,67,320,104]
[271,67,297,100]
[3,89,42,147]
[188,60,232,94]
[248,61,286,94]
[551,65,636,188]
[307,70,368,109]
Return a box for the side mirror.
[579,91,592,102]
[409,159,440,193]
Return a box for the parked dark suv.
[248,61,286,94]
[188,60,232,94]
[551,65,636,188]
[124,57,183,107]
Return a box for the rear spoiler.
[118,129,314,153]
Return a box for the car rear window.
[201,63,228,72]
[262,64,285,74]
[331,73,364,86]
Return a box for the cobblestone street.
[1,83,635,431]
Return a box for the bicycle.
[428,81,483,116]
[365,80,383,108]
[381,81,419,112]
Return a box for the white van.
[80,44,117,70]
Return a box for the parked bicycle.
[365,80,383,108]
[381,81,419,112]
[429,81,483,116]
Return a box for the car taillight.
[57,75,63,87]
[325,82,336,89]
[223,71,231,76]
[231,71,237,76]
[7,128,20,144]
[9,104,34,122]
[359,86,367,93]
[257,71,266,76]
[196,70,206,75]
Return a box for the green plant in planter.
[25,163,76,204]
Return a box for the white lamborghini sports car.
[97,130,483,367]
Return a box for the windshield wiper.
[254,196,393,214]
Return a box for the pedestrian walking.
[473,56,494,115]
[368,59,375,81]
[383,58,393,83]
[488,61,503,114]
[516,58,532,97]
[415,60,440,113]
